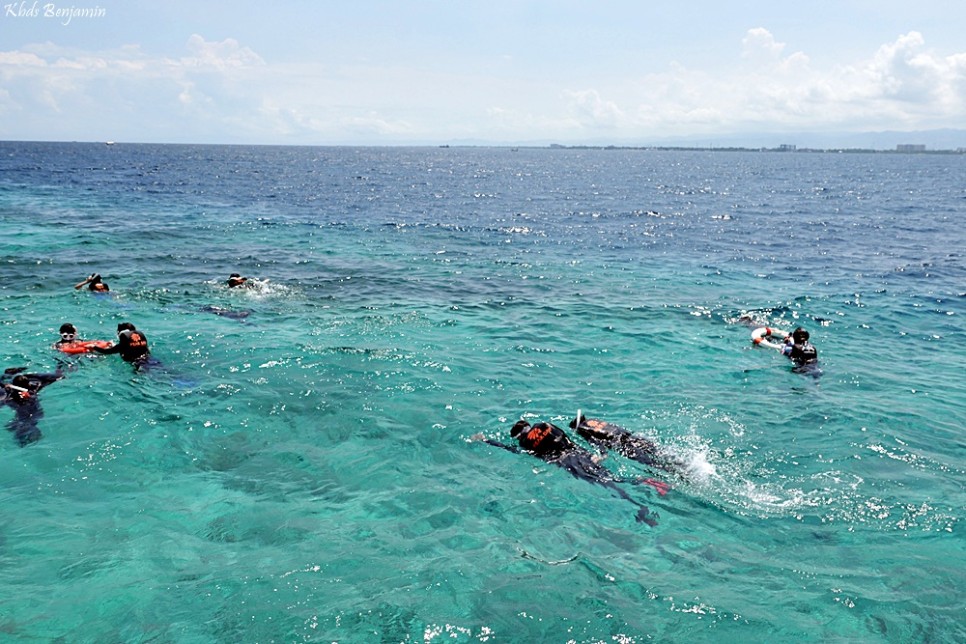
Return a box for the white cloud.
[53,56,109,71]
[861,30,966,114]
[180,34,265,70]
[741,27,787,61]
[0,28,963,143]
[602,28,966,137]
[564,89,625,129]
[0,51,47,67]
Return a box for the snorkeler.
[782,327,818,367]
[53,323,112,355]
[569,413,682,485]
[54,323,79,348]
[74,273,109,292]
[1,367,64,446]
[227,273,251,288]
[471,419,659,526]
[752,325,820,375]
[92,322,153,368]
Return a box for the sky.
[1,1,965,147]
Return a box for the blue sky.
[2,1,965,146]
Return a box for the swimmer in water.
[54,323,80,348]
[53,323,112,356]
[93,322,155,369]
[570,413,682,488]
[753,325,821,377]
[74,273,109,292]
[471,419,659,526]
[227,273,251,288]
[1,367,64,446]
[782,327,818,370]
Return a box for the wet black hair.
[59,323,77,334]
[117,322,136,333]
[792,327,809,343]
[510,420,530,438]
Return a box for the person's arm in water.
[75,274,100,290]
[1,367,61,386]
[91,342,120,355]
[469,433,521,454]
[0,370,63,402]
[27,371,63,389]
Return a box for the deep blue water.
[0,142,963,642]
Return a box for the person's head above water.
[227,273,248,287]
[76,273,109,292]
[117,322,136,334]
[510,420,530,438]
[6,374,34,400]
[88,274,108,291]
[509,419,575,456]
[784,326,818,369]
[59,323,77,341]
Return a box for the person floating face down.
[75,273,109,292]
[92,322,151,368]
[782,327,819,373]
[473,419,659,526]
[1,367,64,446]
[569,413,681,486]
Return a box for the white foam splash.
[682,449,718,482]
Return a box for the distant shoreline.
[545,144,966,154]
[2,140,964,154]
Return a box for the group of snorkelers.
[75,271,256,292]
[10,270,820,530]
[3,272,252,447]
[472,412,683,526]
[474,323,819,527]
[2,320,152,447]
[56,321,153,364]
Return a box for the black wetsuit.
[783,340,820,376]
[570,415,683,476]
[481,421,658,525]
[1,370,63,446]
[94,329,151,366]
[787,341,817,366]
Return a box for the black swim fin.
[636,506,658,527]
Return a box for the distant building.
[778,144,796,151]
[896,144,926,152]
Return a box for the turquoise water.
[0,142,963,642]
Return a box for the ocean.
[0,142,963,643]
